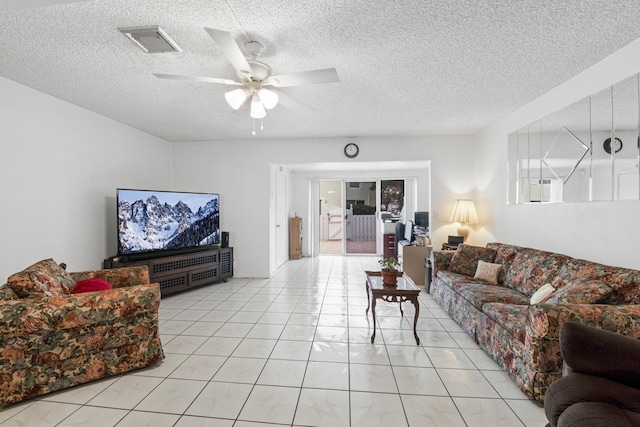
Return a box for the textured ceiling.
[1,0,640,142]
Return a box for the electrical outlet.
[433,211,439,220]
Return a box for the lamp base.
[456,226,470,242]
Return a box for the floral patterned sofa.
[431,243,640,402]
[0,259,165,407]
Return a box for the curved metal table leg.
[371,297,377,343]
[411,297,420,345]
[365,280,370,314]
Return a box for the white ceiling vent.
[118,26,181,53]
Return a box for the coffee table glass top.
[365,271,419,291]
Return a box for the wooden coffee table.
[365,271,421,345]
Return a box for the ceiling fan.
[153,28,340,127]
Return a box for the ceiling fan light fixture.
[224,88,250,110]
[250,94,267,119]
[258,88,278,110]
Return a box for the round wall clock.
[603,137,623,154]
[344,143,359,158]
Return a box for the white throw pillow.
[530,283,556,304]
[473,260,502,285]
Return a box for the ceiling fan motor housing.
[244,40,264,58]
[239,60,272,82]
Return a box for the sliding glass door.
[318,179,407,255]
[319,181,343,255]
[380,180,405,221]
[345,181,377,254]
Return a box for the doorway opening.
[319,180,401,255]
[345,181,377,254]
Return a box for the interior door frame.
[270,165,289,275]
[275,168,287,268]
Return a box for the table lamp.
[449,199,479,241]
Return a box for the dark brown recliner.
[544,322,640,427]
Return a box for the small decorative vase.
[381,270,398,287]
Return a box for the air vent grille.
[151,254,217,274]
[118,25,181,53]
[192,268,218,282]
[220,251,232,275]
[158,275,186,290]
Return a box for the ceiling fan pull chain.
[261,118,264,131]
[252,118,256,136]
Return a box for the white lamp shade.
[250,93,267,119]
[258,88,279,110]
[449,199,479,224]
[224,88,250,110]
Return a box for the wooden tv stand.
[104,247,233,296]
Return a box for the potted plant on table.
[379,256,401,286]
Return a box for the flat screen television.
[414,211,429,228]
[117,189,220,257]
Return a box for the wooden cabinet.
[398,244,432,287]
[383,233,395,258]
[104,247,233,296]
[289,217,302,260]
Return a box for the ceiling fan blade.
[204,28,254,78]
[153,73,243,85]
[275,90,315,114]
[265,68,339,88]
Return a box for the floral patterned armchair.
[0,259,164,407]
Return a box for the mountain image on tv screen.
[117,189,220,255]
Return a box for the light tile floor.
[0,256,548,426]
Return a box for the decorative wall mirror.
[508,73,640,204]
[612,75,640,200]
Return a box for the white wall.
[0,77,172,281]
[476,38,640,269]
[172,135,476,278]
